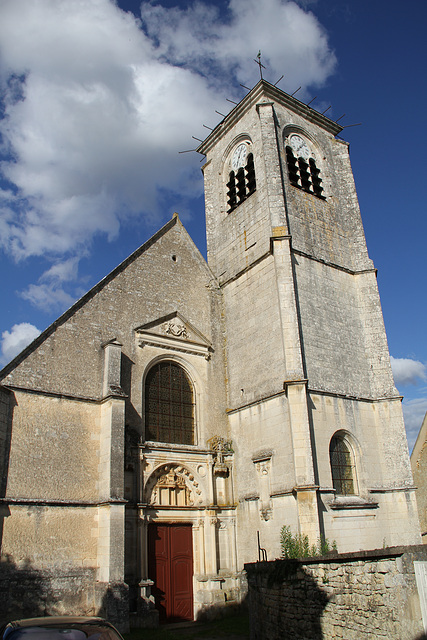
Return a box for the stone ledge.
[329,496,378,510]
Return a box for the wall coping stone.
[245,543,427,570]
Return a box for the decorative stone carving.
[254,456,273,521]
[145,464,204,506]
[165,319,188,338]
[154,469,191,506]
[135,312,212,359]
[197,464,207,478]
[254,460,270,476]
[208,436,233,476]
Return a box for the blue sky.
[0,0,426,450]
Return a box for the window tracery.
[144,360,195,445]
[329,434,357,496]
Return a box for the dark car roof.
[2,616,124,640]
[7,618,109,628]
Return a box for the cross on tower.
[253,50,266,80]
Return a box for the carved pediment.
[135,312,212,359]
[145,464,204,507]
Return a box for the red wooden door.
[148,523,193,622]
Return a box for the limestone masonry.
[0,80,420,629]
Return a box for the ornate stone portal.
[138,446,240,621]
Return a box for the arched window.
[329,435,356,495]
[285,133,325,199]
[227,149,256,213]
[145,361,195,445]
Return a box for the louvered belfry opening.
[226,170,237,212]
[329,436,356,496]
[145,361,195,445]
[246,153,256,195]
[286,146,299,187]
[309,158,324,197]
[298,158,311,191]
[286,146,325,199]
[227,153,256,213]
[236,167,246,203]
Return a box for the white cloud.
[0,322,40,366]
[0,0,336,264]
[19,257,82,311]
[20,283,76,313]
[390,356,427,387]
[140,0,335,91]
[40,257,80,284]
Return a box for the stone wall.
[0,387,11,497]
[245,545,427,639]
[0,554,129,632]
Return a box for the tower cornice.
[197,79,343,157]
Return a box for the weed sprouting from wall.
[280,525,337,559]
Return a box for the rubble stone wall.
[245,545,427,639]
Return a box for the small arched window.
[329,435,356,495]
[145,361,195,445]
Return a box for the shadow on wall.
[247,560,329,640]
[0,388,15,549]
[99,583,130,633]
[0,554,116,627]
[0,554,57,626]
[195,597,248,623]
[122,353,143,438]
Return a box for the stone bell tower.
[198,80,420,560]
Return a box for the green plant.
[319,534,337,556]
[280,525,337,559]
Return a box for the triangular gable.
[135,311,212,360]
[0,215,212,380]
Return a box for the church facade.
[0,80,420,628]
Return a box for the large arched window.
[145,361,195,445]
[329,434,356,495]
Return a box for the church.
[0,79,421,629]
